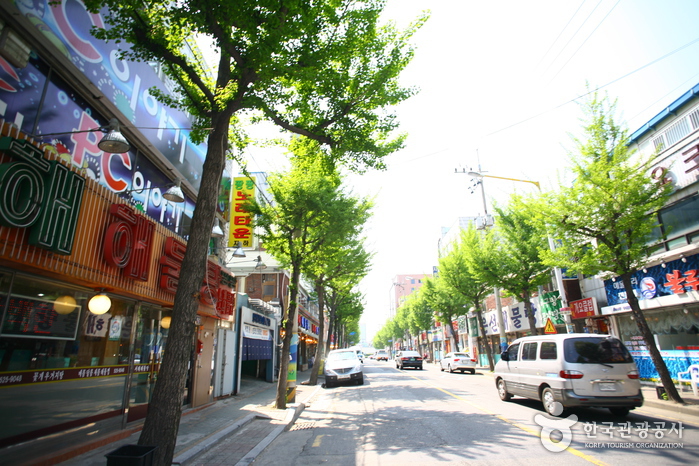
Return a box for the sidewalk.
[1,370,322,466]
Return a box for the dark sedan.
[395,350,423,370]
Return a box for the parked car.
[440,352,477,374]
[395,350,423,370]
[324,349,364,387]
[494,334,643,417]
[375,350,389,361]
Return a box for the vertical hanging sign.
[229,176,255,248]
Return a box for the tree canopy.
[79,1,425,462]
[537,91,679,402]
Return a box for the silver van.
[494,334,643,416]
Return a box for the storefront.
[0,131,235,446]
[240,304,276,383]
[602,255,699,380]
[297,313,319,371]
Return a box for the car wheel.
[609,407,630,417]
[497,379,512,401]
[470,369,476,375]
[448,364,454,373]
[542,387,561,416]
[418,365,423,370]
[460,369,465,373]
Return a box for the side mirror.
[500,351,510,362]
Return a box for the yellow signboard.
[544,318,557,334]
[229,176,255,248]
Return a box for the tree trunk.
[523,288,538,336]
[275,262,302,409]
[325,305,335,355]
[476,307,495,371]
[138,110,231,465]
[309,280,326,386]
[622,273,683,403]
[448,316,460,352]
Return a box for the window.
[506,343,520,361]
[564,337,633,364]
[540,342,557,359]
[521,342,538,360]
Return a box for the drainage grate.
[289,421,316,431]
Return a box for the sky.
[241,0,699,344]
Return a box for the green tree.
[248,141,371,407]
[538,92,680,402]
[489,196,553,335]
[421,276,468,352]
[441,227,496,370]
[404,292,434,337]
[307,237,372,385]
[79,1,424,461]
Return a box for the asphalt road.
[251,359,698,465]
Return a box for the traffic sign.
[544,318,557,334]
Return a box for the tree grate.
[289,421,316,431]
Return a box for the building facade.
[0,1,239,448]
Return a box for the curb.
[233,383,322,466]
[173,413,263,465]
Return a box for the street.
[251,359,698,465]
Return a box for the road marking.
[312,434,324,447]
[409,374,608,466]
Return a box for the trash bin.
[105,444,157,466]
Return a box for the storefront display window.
[617,308,699,350]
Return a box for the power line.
[547,0,621,84]
[485,35,699,138]
[542,0,604,76]
[536,0,589,71]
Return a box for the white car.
[375,350,389,361]
[494,334,643,417]
[324,349,364,387]
[440,352,477,374]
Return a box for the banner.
[539,291,565,325]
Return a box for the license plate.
[599,382,616,391]
[338,375,350,380]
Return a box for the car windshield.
[564,337,633,364]
[328,351,358,361]
[453,353,469,358]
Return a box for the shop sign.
[0,293,81,340]
[84,313,111,337]
[539,291,565,325]
[0,138,85,254]
[243,324,270,340]
[230,176,255,247]
[604,254,699,306]
[103,204,154,281]
[13,0,207,190]
[253,312,271,327]
[468,315,479,337]
[600,302,632,315]
[570,297,598,319]
[0,363,156,388]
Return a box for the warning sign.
[544,318,557,334]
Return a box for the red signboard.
[570,297,598,319]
